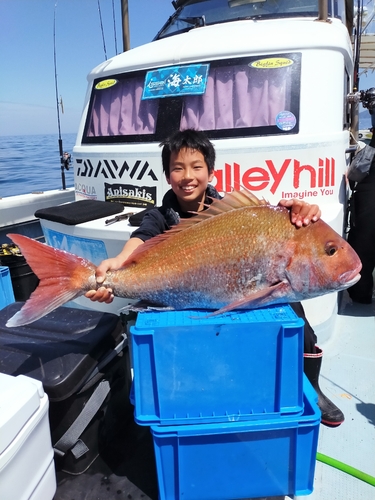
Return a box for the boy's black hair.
[160,129,216,177]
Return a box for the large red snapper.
[6,189,361,327]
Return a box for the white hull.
[0,188,75,229]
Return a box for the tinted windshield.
[156,0,337,39]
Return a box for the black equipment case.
[0,302,133,475]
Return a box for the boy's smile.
[167,147,215,212]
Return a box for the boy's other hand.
[278,199,321,227]
[85,286,114,304]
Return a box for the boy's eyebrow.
[171,159,205,166]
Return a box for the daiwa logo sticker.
[76,159,158,181]
[215,158,335,198]
[105,183,156,208]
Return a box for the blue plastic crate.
[130,305,304,425]
[151,377,320,500]
[0,267,15,310]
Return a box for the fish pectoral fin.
[120,300,175,313]
[196,282,287,319]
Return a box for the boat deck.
[54,290,375,500]
[295,290,375,500]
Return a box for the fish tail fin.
[6,233,96,327]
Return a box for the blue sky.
[1,0,375,136]
[0,0,174,136]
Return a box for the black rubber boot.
[304,346,345,427]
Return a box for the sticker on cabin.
[42,228,108,266]
[95,79,118,90]
[142,64,210,99]
[250,58,294,69]
[275,111,296,131]
[105,182,157,209]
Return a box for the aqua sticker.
[275,111,296,131]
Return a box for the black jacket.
[130,185,222,242]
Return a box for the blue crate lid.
[133,304,302,330]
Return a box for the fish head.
[285,219,362,298]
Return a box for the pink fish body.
[6,190,361,327]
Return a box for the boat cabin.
[41,0,358,337]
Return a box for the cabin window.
[156,0,342,40]
[82,52,301,144]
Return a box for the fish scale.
[113,207,290,298]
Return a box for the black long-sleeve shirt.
[130,185,222,242]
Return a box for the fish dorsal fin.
[124,189,268,265]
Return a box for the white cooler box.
[0,373,56,500]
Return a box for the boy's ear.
[208,171,215,182]
[166,176,171,185]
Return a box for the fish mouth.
[343,274,361,287]
[339,265,362,287]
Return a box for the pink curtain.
[86,65,289,137]
[87,76,158,136]
[181,65,288,130]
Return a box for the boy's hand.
[85,237,144,304]
[278,199,321,227]
[85,258,118,303]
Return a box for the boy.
[85,129,344,427]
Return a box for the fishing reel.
[360,88,375,112]
[62,152,71,171]
[347,87,375,112]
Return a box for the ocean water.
[0,133,76,198]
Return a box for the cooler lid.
[0,303,123,401]
[0,373,44,455]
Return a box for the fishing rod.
[97,0,108,60]
[53,2,71,191]
[353,0,363,93]
[97,0,122,56]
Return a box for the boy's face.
[166,147,215,211]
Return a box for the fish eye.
[325,242,338,256]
